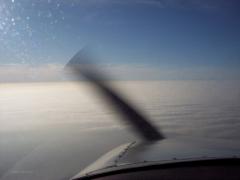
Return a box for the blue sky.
[0,0,240,81]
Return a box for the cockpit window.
[1,1,240,180]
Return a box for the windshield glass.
[0,1,240,180]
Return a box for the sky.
[0,0,240,81]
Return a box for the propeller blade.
[65,49,164,141]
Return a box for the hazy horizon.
[1,63,240,83]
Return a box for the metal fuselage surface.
[71,137,240,179]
